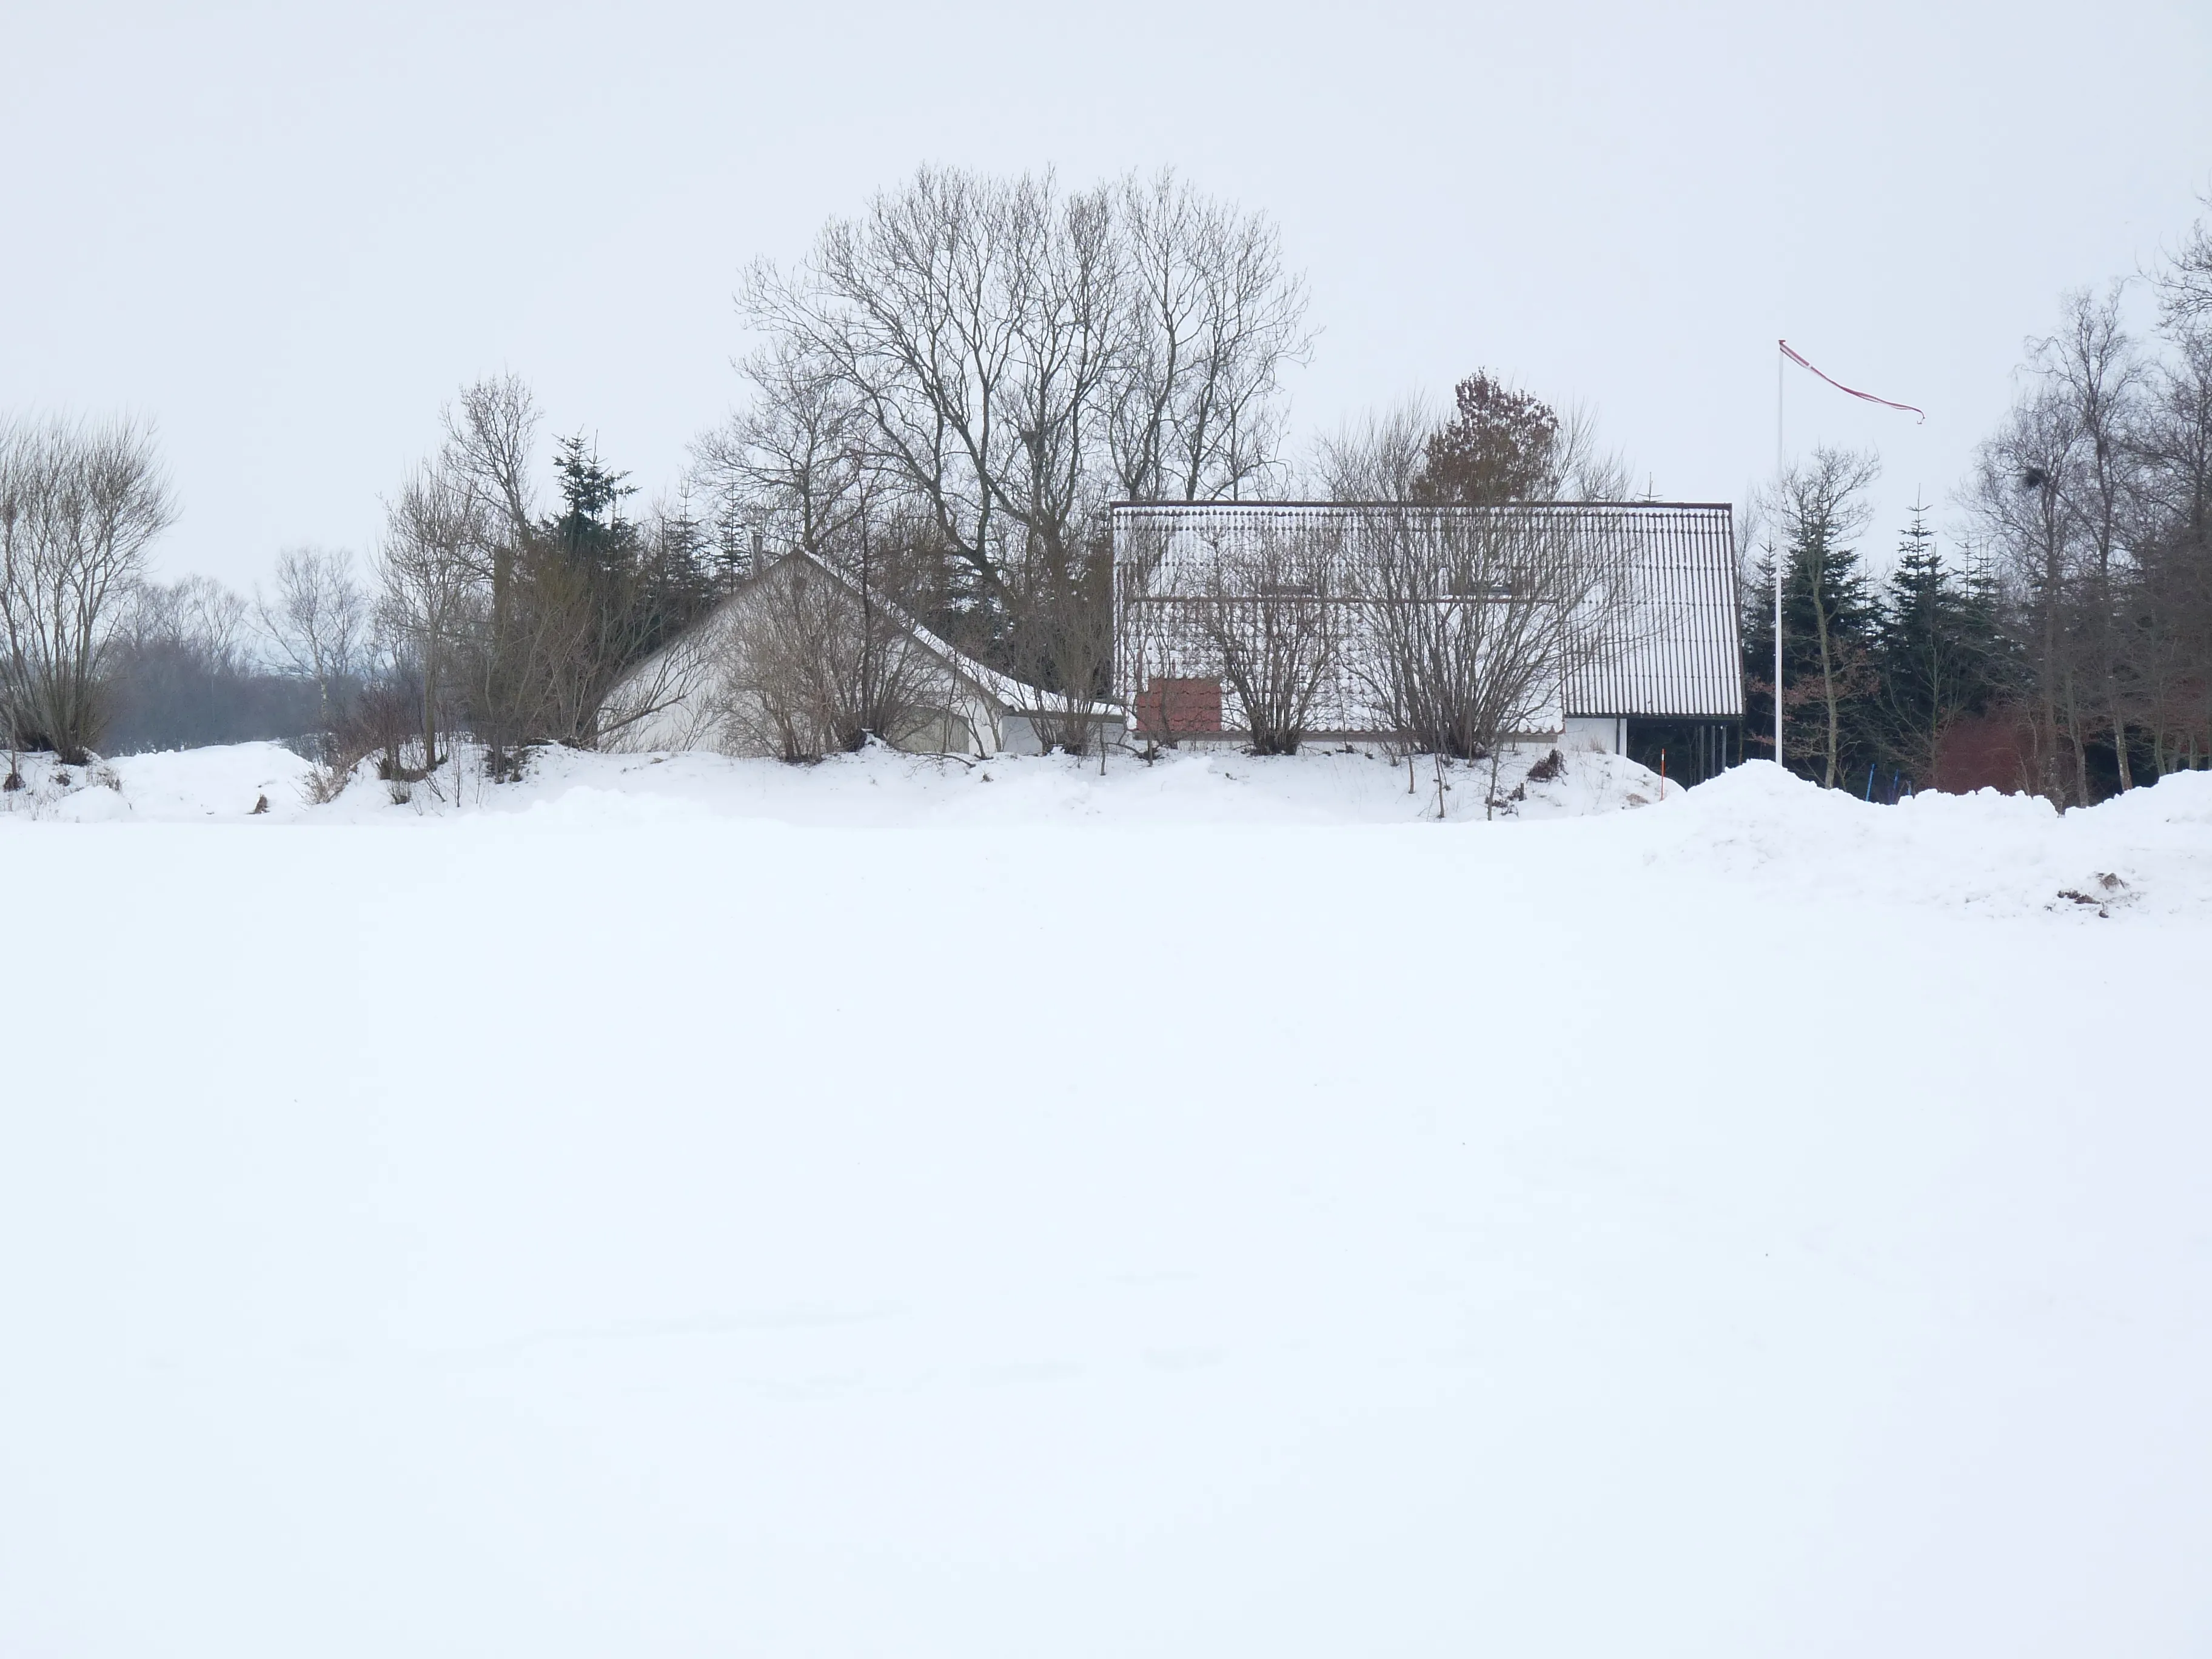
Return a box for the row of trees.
[7,168,1322,773]
[1748,196,2212,802]
[4,367,1636,778]
[18,167,2208,797]
[1,390,726,778]
[4,164,1658,784]
[1745,466,2009,794]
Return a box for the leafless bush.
[713,555,947,762]
[1352,507,1615,761]
[332,663,429,783]
[0,414,178,761]
[1184,518,1342,752]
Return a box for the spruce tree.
[1874,503,2009,789]
[548,433,638,591]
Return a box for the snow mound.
[8,741,2208,920]
[1,745,314,822]
[1637,761,2212,919]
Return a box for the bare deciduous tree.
[0,414,178,762]
[1969,387,2086,799]
[734,166,1309,702]
[692,340,868,567]
[1771,447,1880,790]
[1313,398,1436,502]
[258,546,365,743]
[2138,301,2212,769]
[1108,169,1312,503]
[2154,188,2212,333]
[2032,285,2145,789]
[378,458,489,774]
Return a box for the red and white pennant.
[1778,340,1925,423]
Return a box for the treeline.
[27,161,2201,803]
[0,408,725,774]
[9,164,1630,777]
[1747,201,2212,802]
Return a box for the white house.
[603,548,1122,759]
[1110,500,1744,778]
[609,504,1744,778]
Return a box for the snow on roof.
[1110,500,1744,722]
[1555,504,1743,720]
[782,549,1123,720]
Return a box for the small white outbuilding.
[602,549,1122,759]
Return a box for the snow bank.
[5,740,1661,826]
[1635,760,2212,919]
[1,743,315,822]
[11,741,2208,920]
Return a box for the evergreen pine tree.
[548,433,638,589]
[1740,541,1784,760]
[1874,502,2009,789]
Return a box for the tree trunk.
[2111,702,2133,791]
[1811,572,1840,788]
[422,645,439,776]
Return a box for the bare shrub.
[1352,506,1619,761]
[333,672,423,783]
[1185,518,1342,753]
[714,555,945,763]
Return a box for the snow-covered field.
[4,743,2209,1658]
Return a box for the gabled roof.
[1109,500,1743,722]
[1552,504,1742,720]
[774,549,1122,720]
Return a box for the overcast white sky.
[5,0,2209,589]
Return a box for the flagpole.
[1768,339,1922,777]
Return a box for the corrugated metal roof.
[1110,501,1743,723]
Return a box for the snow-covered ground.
[1,737,1678,827]
[4,743,2209,1657]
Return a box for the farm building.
[1111,500,1744,779]
[604,548,1121,759]
[608,503,1743,773]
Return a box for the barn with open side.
[1111,500,1744,779]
